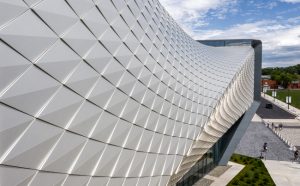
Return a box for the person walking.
[279,123,283,130]
[263,142,268,151]
[294,149,299,162]
[271,123,274,130]
[260,142,268,160]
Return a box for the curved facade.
[0,0,260,185]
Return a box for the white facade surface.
[0,0,255,185]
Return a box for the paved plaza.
[259,95,300,150]
[264,119,300,149]
[235,115,294,161]
[235,96,300,186]
[264,160,300,186]
[193,162,244,186]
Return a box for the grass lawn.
[266,89,300,109]
[227,154,275,186]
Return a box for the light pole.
[286,89,291,109]
[262,82,267,97]
[263,87,267,97]
[272,89,277,102]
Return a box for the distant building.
[261,75,271,80]
[262,79,278,90]
[288,80,300,89]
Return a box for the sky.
[159,0,300,68]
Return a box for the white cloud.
[159,0,300,67]
[191,20,300,67]
[193,21,300,49]
[287,16,300,24]
[280,0,300,3]
[254,2,277,9]
[159,0,237,34]
[268,2,278,9]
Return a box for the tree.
[280,73,292,88]
[263,65,299,88]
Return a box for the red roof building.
[288,80,300,89]
[262,79,278,89]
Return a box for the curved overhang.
[0,0,261,185]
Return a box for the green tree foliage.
[262,64,300,75]
[262,64,300,88]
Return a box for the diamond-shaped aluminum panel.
[0,0,255,185]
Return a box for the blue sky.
[160,0,300,67]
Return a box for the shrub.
[228,154,275,186]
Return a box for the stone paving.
[235,115,294,161]
[260,94,300,150]
[264,119,300,149]
[209,162,244,186]
[193,178,213,186]
[263,160,300,186]
[193,162,244,186]
[208,166,231,177]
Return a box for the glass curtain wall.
[176,115,244,186]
